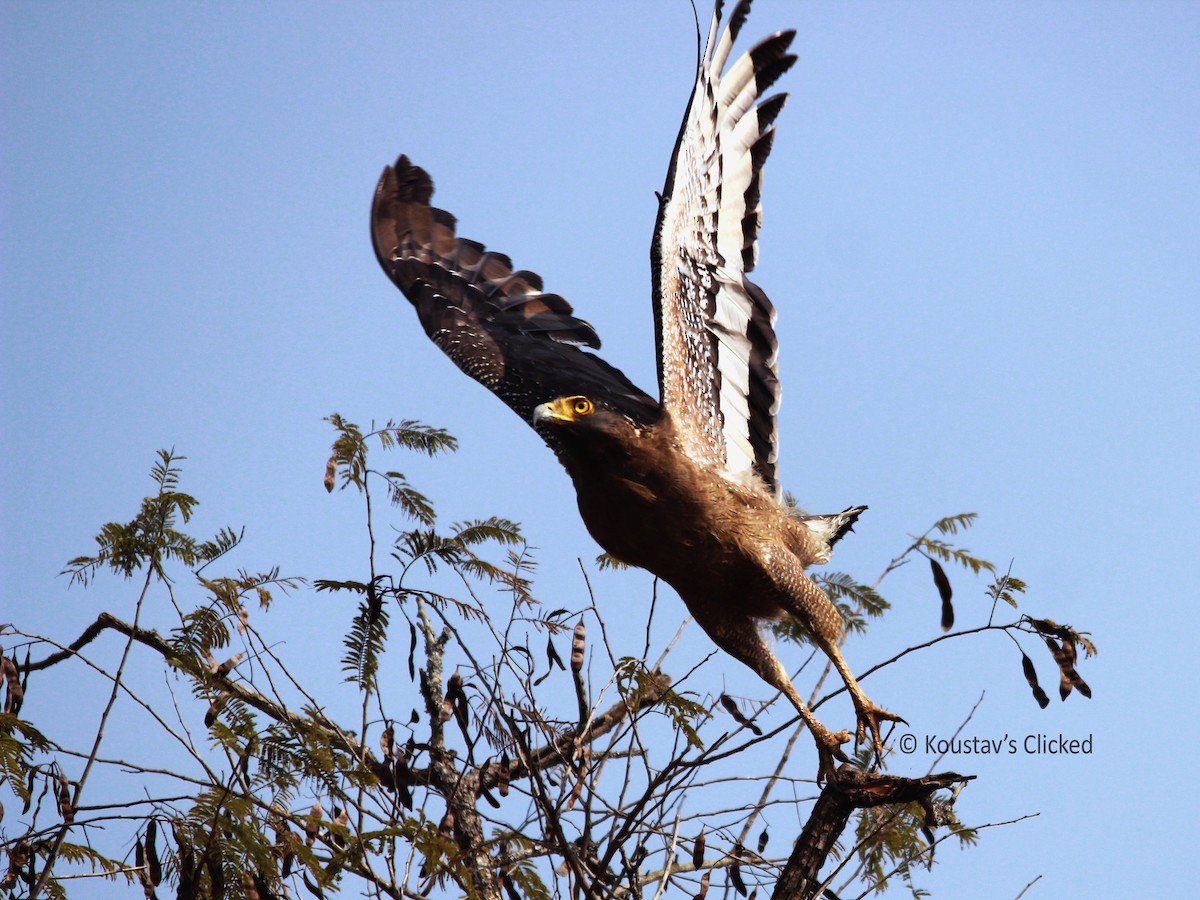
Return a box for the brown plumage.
[371,0,901,780]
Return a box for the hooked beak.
[531,400,560,426]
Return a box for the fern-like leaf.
[916,537,996,576]
[932,513,979,536]
[595,553,632,571]
[341,581,390,691]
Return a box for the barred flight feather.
[652,0,794,493]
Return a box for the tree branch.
[771,769,975,900]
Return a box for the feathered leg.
[779,572,905,760]
[814,636,905,757]
[692,608,852,783]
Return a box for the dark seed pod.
[570,621,586,672]
[1021,652,1050,709]
[146,819,162,885]
[719,694,762,735]
[930,558,954,631]
[499,752,511,798]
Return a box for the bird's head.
[532,394,639,444]
[533,395,598,425]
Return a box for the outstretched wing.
[651,0,795,493]
[372,156,659,437]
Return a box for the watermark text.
[896,732,1093,756]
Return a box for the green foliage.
[200,568,302,616]
[53,843,135,884]
[770,571,889,646]
[173,605,232,661]
[11,426,1089,900]
[324,412,456,523]
[851,796,978,896]
[322,415,528,696]
[914,534,995,577]
[819,571,891,634]
[341,579,391,692]
[326,516,529,690]
[0,714,54,807]
[62,449,239,586]
[615,657,710,750]
[195,526,245,569]
[391,517,525,576]
[987,570,1028,611]
[594,552,631,571]
[505,857,553,900]
[207,700,258,753]
[489,834,553,900]
[258,720,352,799]
[930,513,979,536]
[170,812,291,900]
[853,801,931,893]
[406,814,469,892]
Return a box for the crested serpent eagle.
[370,0,901,780]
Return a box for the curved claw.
[813,727,854,785]
[854,701,906,759]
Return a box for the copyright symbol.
[898,733,917,755]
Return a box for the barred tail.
[792,504,868,553]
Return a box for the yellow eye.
[571,397,594,417]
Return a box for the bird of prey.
[371,0,901,779]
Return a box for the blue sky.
[3,1,1198,896]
